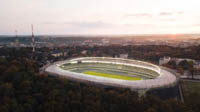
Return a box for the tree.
[189,68,195,79]
[178,60,193,70]
[189,68,200,79]
[165,60,177,69]
[177,67,184,75]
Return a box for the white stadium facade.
[44,57,178,90]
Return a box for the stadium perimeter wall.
[44,57,178,90]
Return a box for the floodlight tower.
[15,30,19,47]
[31,24,35,52]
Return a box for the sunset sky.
[0,0,200,35]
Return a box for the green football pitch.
[83,71,142,80]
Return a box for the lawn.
[180,80,200,102]
[83,71,142,80]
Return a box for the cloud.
[123,23,159,28]
[65,21,114,28]
[161,18,176,22]
[41,21,115,29]
[159,12,173,16]
[159,12,184,16]
[125,11,184,18]
[42,22,56,25]
[192,24,200,27]
[125,13,152,17]
[177,12,184,14]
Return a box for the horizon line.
[0,33,200,37]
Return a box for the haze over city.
[1,0,200,35]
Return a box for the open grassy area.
[83,71,142,80]
[180,80,200,102]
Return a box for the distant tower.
[15,30,19,47]
[31,24,35,52]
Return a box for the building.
[81,50,87,55]
[173,58,195,65]
[159,56,197,67]
[194,61,200,69]
[159,56,171,65]
[102,39,109,44]
[51,51,68,57]
[119,54,128,59]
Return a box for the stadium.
[45,57,177,90]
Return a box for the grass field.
[61,63,159,79]
[83,71,142,80]
[180,80,200,100]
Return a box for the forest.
[0,46,200,112]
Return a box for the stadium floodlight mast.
[15,30,19,47]
[31,24,35,53]
[15,30,17,39]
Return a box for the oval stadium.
[44,57,177,90]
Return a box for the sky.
[0,0,200,35]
